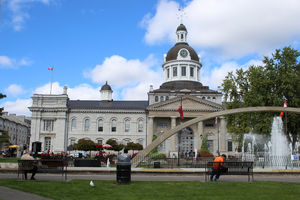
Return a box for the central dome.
[165,43,199,62]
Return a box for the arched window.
[155,96,159,102]
[84,119,90,131]
[166,96,169,101]
[71,119,76,131]
[125,119,130,132]
[160,96,164,102]
[111,119,117,132]
[138,120,143,132]
[137,138,144,146]
[122,138,131,145]
[98,119,103,132]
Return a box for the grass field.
[0,158,19,163]
[0,179,300,200]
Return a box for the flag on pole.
[280,100,287,117]
[48,67,53,70]
[178,106,184,119]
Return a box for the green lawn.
[0,158,19,163]
[0,179,299,200]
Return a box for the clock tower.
[162,24,202,83]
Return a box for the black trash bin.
[116,151,131,184]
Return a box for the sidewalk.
[0,186,53,200]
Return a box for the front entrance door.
[178,128,194,157]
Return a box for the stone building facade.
[0,112,31,149]
[29,24,236,156]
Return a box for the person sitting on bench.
[210,154,227,181]
[20,151,38,180]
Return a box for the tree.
[106,139,124,152]
[222,46,300,152]
[125,142,143,153]
[0,93,6,116]
[73,139,96,152]
[0,130,10,148]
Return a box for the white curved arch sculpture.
[131,106,300,167]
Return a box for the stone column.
[220,116,226,153]
[169,116,177,153]
[197,121,204,150]
[147,116,154,146]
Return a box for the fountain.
[242,116,296,169]
[270,117,291,157]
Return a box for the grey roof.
[166,43,199,62]
[68,100,148,110]
[153,81,220,94]
[177,24,187,32]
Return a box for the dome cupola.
[100,81,113,101]
[162,24,202,83]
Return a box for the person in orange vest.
[210,154,227,181]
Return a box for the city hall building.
[29,24,235,156]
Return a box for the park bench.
[205,161,254,182]
[18,159,68,181]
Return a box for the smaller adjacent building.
[0,112,31,150]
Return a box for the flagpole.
[49,67,53,94]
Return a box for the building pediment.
[147,95,223,112]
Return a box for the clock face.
[180,49,188,57]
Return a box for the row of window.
[42,118,145,133]
[166,66,199,78]
[154,95,217,103]
[69,138,144,146]
[71,118,144,133]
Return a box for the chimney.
[63,86,68,95]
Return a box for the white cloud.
[1,99,32,116]
[5,84,24,97]
[6,0,52,31]
[0,56,13,67]
[142,0,300,57]
[201,59,263,90]
[34,82,101,100]
[84,54,163,99]
[0,55,32,69]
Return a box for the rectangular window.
[167,68,170,78]
[190,67,194,77]
[173,67,177,77]
[228,141,233,152]
[207,140,214,153]
[181,66,186,76]
[43,120,54,131]
[98,120,103,132]
[97,140,103,145]
[138,120,143,132]
[45,137,51,151]
[84,119,90,131]
[125,120,130,132]
[71,119,76,131]
[70,139,76,145]
[112,120,117,132]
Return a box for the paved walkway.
[0,186,53,200]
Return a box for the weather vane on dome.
[177,8,186,24]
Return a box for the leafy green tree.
[222,47,300,152]
[0,93,6,116]
[106,139,124,152]
[73,138,96,152]
[0,130,10,148]
[125,142,143,153]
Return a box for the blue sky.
[1,0,300,116]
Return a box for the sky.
[1,0,300,116]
